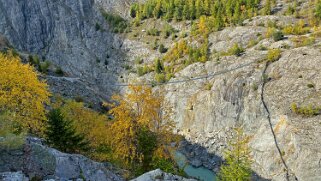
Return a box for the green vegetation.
[39,61,51,74]
[267,49,281,62]
[0,112,26,150]
[282,20,310,35]
[159,44,167,53]
[137,64,152,76]
[154,58,164,73]
[291,36,315,47]
[155,73,166,83]
[102,12,129,33]
[273,31,284,41]
[163,24,176,38]
[106,86,181,175]
[218,127,252,181]
[130,0,261,30]
[223,43,245,56]
[291,103,320,117]
[45,109,89,153]
[0,52,50,135]
[147,28,160,36]
[55,66,64,76]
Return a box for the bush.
[0,113,26,150]
[163,24,176,38]
[55,67,64,76]
[307,83,315,88]
[282,20,309,35]
[291,36,315,47]
[159,44,167,53]
[29,55,40,67]
[95,23,101,31]
[291,103,320,117]
[137,64,151,76]
[273,31,284,41]
[102,12,128,33]
[155,73,166,83]
[154,58,163,74]
[135,57,143,64]
[267,49,281,62]
[39,61,51,74]
[147,28,160,36]
[266,27,276,38]
[226,43,244,56]
[247,39,258,48]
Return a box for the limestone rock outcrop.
[0,137,123,181]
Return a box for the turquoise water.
[174,151,216,181]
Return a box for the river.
[174,151,216,181]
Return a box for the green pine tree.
[45,109,89,153]
[218,127,252,181]
[316,0,321,20]
[154,58,164,73]
[263,0,272,15]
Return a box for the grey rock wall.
[0,137,124,181]
[0,0,124,100]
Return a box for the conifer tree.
[154,58,163,73]
[218,128,252,181]
[45,109,89,153]
[263,0,272,15]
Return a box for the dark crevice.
[260,61,297,181]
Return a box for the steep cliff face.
[160,32,321,180]
[121,16,321,180]
[0,0,124,102]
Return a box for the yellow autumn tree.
[59,100,111,160]
[106,85,177,171]
[0,52,50,134]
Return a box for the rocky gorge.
[0,0,321,181]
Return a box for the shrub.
[29,55,40,67]
[291,103,320,117]
[252,83,258,91]
[273,31,284,41]
[55,67,64,76]
[291,36,315,47]
[267,49,281,62]
[0,112,26,150]
[282,20,309,35]
[159,44,167,53]
[163,24,176,38]
[154,58,163,74]
[307,83,315,88]
[227,43,244,56]
[257,45,267,51]
[137,64,151,76]
[266,27,276,38]
[135,57,143,64]
[102,12,128,33]
[247,39,258,48]
[147,28,160,36]
[95,23,101,31]
[39,61,51,74]
[155,73,166,83]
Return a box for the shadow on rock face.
[178,139,271,181]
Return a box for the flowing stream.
[174,151,216,181]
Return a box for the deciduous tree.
[0,52,50,134]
